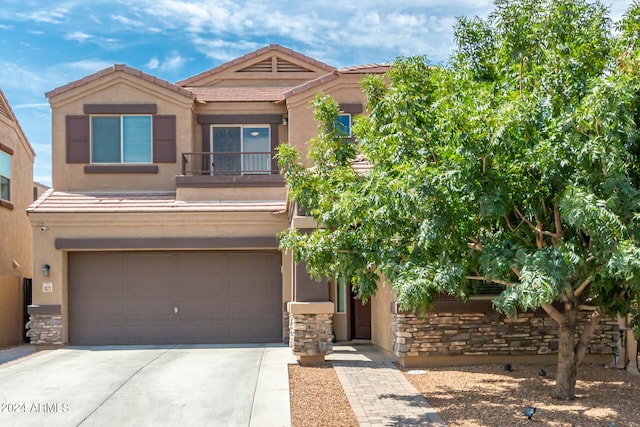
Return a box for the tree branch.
[553,201,563,242]
[514,206,537,231]
[541,302,567,326]
[575,311,601,366]
[573,276,592,298]
[466,276,514,286]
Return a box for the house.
[0,87,35,348]
[26,45,385,363]
[27,45,620,367]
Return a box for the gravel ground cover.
[290,361,640,427]
[403,363,640,426]
[289,364,358,427]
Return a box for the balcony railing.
[181,151,279,176]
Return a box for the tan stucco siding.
[286,76,369,164]
[28,210,290,343]
[371,281,395,352]
[0,106,35,347]
[49,74,194,192]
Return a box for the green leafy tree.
[278,0,640,400]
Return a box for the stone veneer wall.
[283,311,290,344]
[394,307,618,358]
[289,313,333,356]
[26,314,62,345]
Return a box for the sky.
[0,0,633,187]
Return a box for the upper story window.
[91,115,152,163]
[335,113,352,138]
[210,125,271,175]
[0,150,10,201]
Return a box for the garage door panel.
[69,250,282,345]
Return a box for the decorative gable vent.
[276,58,312,72]
[237,56,314,73]
[238,58,273,73]
[0,98,11,121]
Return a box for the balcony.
[176,152,285,198]
[182,151,279,176]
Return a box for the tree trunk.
[554,305,578,400]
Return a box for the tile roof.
[187,86,293,102]
[45,65,196,100]
[339,64,392,74]
[28,190,286,214]
[284,64,390,99]
[176,44,336,86]
[0,86,36,157]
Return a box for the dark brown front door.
[351,290,371,340]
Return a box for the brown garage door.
[68,251,282,345]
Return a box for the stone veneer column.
[25,305,62,345]
[288,301,334,366]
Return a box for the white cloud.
[21,7,68,24]
[11,103,50,110]
[112,15,145,28]
[66,31,93,42]
[145,51,186,73]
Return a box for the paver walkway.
[329,345,446,427]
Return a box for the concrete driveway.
[0,344,294,427]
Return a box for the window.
[335,113,352,138]
[0,150,10,201]
[91,115,152,163]
[210,125,271,175]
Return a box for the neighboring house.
[0,87,35,348]
[27,45,621,367]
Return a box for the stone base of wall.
[287,302,334,365]
[393,306,618,363]
[289,313,333,357]
[26,314,62,345]
[283,311,290,344]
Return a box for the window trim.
[0,149,11,204]
[90,114,153,164]
[336,113,352,138]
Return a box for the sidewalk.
[328,344,446,427]
[0,344,38,367]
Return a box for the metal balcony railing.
[181,151,279,176]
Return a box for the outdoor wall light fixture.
[282,116,288,126]
[42,264,50,277]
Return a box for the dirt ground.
[290,362,640,427]
[403,363,640,426]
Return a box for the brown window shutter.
[153,115,176,163]
[66,115,90,163]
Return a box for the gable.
[47,65,195,109]
[0,88,36,159]
[177,44,335,87]
[0,95,11,121]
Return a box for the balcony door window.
[210,125,270,175]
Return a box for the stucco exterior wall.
[48,73,194,192]
[0,97,35,347]
[286,76,370,164]
[371,282,395,352]
[29,210,289,343]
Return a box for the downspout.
[615,316,627,369]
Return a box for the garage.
[68,251,282,345]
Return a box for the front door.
[351,290,371,340]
